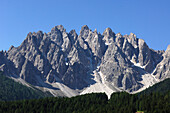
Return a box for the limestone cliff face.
[0,25,169,97]
[153,45,170,80]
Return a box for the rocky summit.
[0,25,169,98]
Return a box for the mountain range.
[0,25,169,98]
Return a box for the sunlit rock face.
[0,25,169,98]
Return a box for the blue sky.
[0,0,170,51]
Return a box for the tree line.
[0,91,169,113]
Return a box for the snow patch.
[135,63,145,68]
[94,35,98,38]
[130,60,145,69]
[159,65,163,69]
[134,45,138,48]
[60,48,65,51]
[66,62,69,65]
[105,42,111,46]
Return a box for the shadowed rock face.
[0,25,169,96]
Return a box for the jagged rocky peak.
[166,44,170,52]
[115,33,124,47]
[125,33,138,48]
[51,26,58,33]
[0,25,169,98]
[94,28,97,33]
[135,38,155,72]
[36,31,44,38]
[116,32,122,37]
[138,38,145,48]
[103,27,115,45]
[25,32,33,41]
[57,25,66,32]
[68,29,78,44]
[80,25,90,34]
[103,27,115,36]
[0,50,5,57]
[129,32,137,38]
[8,45,15,51]
[51,25,66,34]
[69,29,77,36]
[153,45,170,79]
[24,31,43,45]
[24,31,44,43]
[81,25,89,30]
[48,25,71,52]
[162,44,170,59]
[79,25,91,39]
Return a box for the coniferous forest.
[0,72,170,113]
[0,71,51,101]
[0,91,169,113]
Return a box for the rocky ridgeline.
[0,25,169,97]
